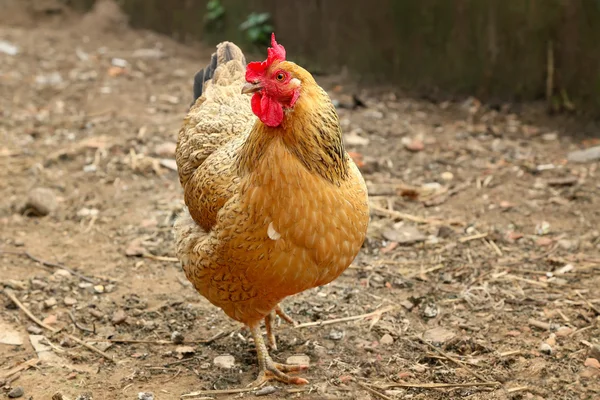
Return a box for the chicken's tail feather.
[192,42,246,105]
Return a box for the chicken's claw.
[249,323,309,387]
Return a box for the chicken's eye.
[276,73,285,81]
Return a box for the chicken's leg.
[264,304,297,350]
[248,323,308,387]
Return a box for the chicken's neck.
[237,87,349,185]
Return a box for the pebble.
[422,327,455,345]
[0,40,19,56]
[403,138,425,152]
[137,392,154,400]
[255,386,277,396]
[31,279,48,290]
[53,269,72,278]
[89,309,104,320]
[539,342,553,355]
[436,225,454,238]
[440,171,454,181]
[567,145,600,163]
[286,354,310,366]
[8,386,24,398]
[171,331,185,344]
[111,309,128,325]
[64,297,77,306]
[589,344,600,361]
[213,354,235,369]
[555,326,573,337]
[175,346,195,355]
[382,226,426,245]
[27,325,43,335]
[94,285,105,293]
[380,333,394,345]
[24,188,57,216]
[44,297,57,308]
[328,329,344,340]
[422,303,438,318]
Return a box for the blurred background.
[63,0,600,116]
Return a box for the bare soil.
[1,3,599,400]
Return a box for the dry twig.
[369,203,463,226]
[2,289,115,363]
[1,250,97,283]
[295,305,396,329]
[357,382,394,400]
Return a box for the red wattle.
[251,92,284,127]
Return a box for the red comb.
[246,33,286,82]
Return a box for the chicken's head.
[242,33,302,127]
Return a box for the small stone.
[60,337,76,348]
[555,326,573,337]
[403,138,424,152]
[53,269,72,278]
[545,334,556,347]
[138,392,154,400]
[111,309,128,325]
[89,309,104,319]
[344,132,370,146]
[536,237,553,247]
[436,226,454,239]
[557,240,578,251]
[328,329,344,340]
[27,325,43,335]
[380,334,394,345]
[8,386,24,398]
[588,344,600,361]
[171,331,184,344]
[400,300,414,310]
[24,188,57,216]
[43,314,57,325]
[363,110,384,119]
[535,221,551,236]
[567,145,600,163]
[44,296,58,308]
[422,303,438,318]
[422,327,455,346]
[77,208,99,218]
[64,297,77,306]
[94,285,105,293]
[584,358,600,369]
[440,171,454,181]
[255,386,277,396]
[383,226,426,245]
[175,346,195,355]
[213,354,235,369]
[31,279,48,290]
[75,393,93,400]
[286,354,310,366]
[539,342,552,355]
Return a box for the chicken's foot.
[264,304,297,350]
[248,323,308,387]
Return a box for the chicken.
[174,34,369,387]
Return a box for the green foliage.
[204,0,225,31]
[239,12,273,47]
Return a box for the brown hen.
[174,34,369,387]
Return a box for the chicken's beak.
[241,82,262,94]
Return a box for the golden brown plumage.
[174,36,369,386]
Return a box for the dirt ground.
[1,2,600,400]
